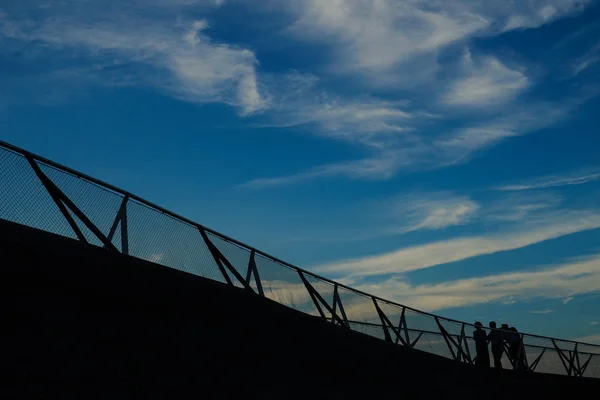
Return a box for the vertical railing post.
[398,308,410,347]
[245,250,264,296]
[333,284,349,328]
[107,193,129,255]
[120,195,129,255]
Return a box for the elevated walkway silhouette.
[2,219,600,399]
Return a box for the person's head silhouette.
[501,323,509,330]
[474,321,483,330]
[490,321,497,329]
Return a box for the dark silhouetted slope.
[2,220,598,399]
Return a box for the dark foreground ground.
[1,219,598,399]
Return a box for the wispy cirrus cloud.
[235,0,594,188]
[497,169,600,191]
[442,50,529,108]
[285,0,589,81]
[571,40,600,77]
[387,192,480,232]
[346,253,600,313]
[485,192,563,222]
[0,0,266,115]
[241,97,573,187]
[529,309,555,314]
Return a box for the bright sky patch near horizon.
[1,0,600,342]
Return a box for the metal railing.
[1,139,599,378]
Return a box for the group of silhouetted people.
[473,321,526,370]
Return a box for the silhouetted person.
[473,321,490,368]
[488,321,503,369]
[505,327,526,371]
[508,327,526,371]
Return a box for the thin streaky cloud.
[571,41,600,77]
[345,253,600,313]
[240,99,574,188]
[497,170,600,191]
[563,296,574,304]
[314,210,600,278]
[529,309,555,314]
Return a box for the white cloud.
[276,192,480,243]
[241,98,572,187]
[286,0,590,79]
[591,321,599,325]
[287,0,486,77]
[571,41,600,76]
[238,153,402,189]
[388,192,480,232]
[485,192,563,222]
[562,296,574,304]
[347,253,600,312]
[529,309,555,314]
[259,73,418,148]
[443,50,529,107]
[497,170,600,191]
[1,4,265,115]
[314,210,600,278]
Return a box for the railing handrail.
[335,319,600,355]
[1,139,599,349]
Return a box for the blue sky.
[2,0,600,342]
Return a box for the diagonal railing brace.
[26,154,117,251]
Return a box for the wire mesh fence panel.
[110,218,123,253]
[534,348,569,375]
[578,343,600,356]
[461,337,480,365]
[576,344,600,378]
[413,332,455,359]
[336,287,378,324]
[404,309,441,343]
[253,255,318,315]
[520,335,551,372]
[437,319,465,337]
[303,275,336,319]
[125,201,224,283]
[39,163,124,247]
[346,322,381,340]
[375,301,403,325]
[583,355,600,378]
[372,301,407,344]
[0,148,77,239]
[553,338,577,353]
[524,346,545,370]
[208,233,253,289]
